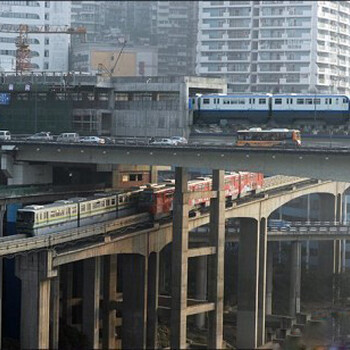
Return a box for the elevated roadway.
[3,140,350,182]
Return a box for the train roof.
[237,128,300,133]
[272,94,348,98]
[19,200,77,212]
[199,94,271,98]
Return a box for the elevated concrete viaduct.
[9,175,349,349]
[3,142,350,182]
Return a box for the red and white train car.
[138,172,264,220]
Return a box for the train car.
[17,200,79,235]
[271,94,350,124]
[138,172,264,220]
[193,94,271,124]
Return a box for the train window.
[274,98,282,104]
[305,98,312,104]
[314,98,320,104]
[119,197,123,203]
[81,204,85,211]
[343,98,347,103]
[259,98,266,104]
[106,199,110,206]
[325,98,332,104]
[297,98,304,104]
[336,98,339,104]
[44,212,48,219]
[249,98,255,104]
[239,99,245,104]
[203,98,210,104]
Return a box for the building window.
[44,62,49,70]
[45,13,49,20]
[44,50,49,57]
[44,38,49,45]
[129,174,143,181]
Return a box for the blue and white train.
[190,94,350,124]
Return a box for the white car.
[26,132,53,141]
[79,136,105,144]
[150,138,174,146]
[170,136,188,145]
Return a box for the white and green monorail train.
[16,189,144,236]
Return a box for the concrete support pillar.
[82,257,101,350]
[208,169,225,349]
[0,205,5,350]
[195,256,207,329]
[15,251,57,350]
[50,275,60,349]
[289,241,301,317]
[102,255,117,350]
[122,254,147,350]
[147,252,159,349]
[257,218,267,345]
[171,167,189,350]
[237,217,266,349]
[266,243,273,316]
[61,263,73,326]
[306,194,311,271]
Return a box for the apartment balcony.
[318,11,337,21]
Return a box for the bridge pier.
[266,242,273,315]
[82,257,101,349]
[318,194,343,300]
[195,255,207,329]
[15,251,57,350]
[102,255,118,350]
[237,217,267,349]
[122,254,148,350]
[171,167,225,349]
[50,274,60,349]
[147,252,159,349]
[289,241,301,316]
[0,204,5,349]
[61,263,74,327]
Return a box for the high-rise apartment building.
[197,1,350,94]
[0,1,71,72]
[153,1,198,76]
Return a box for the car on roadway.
[79,136,105,144]
[149,138,174,146]
[267,219,291,229]
[170,136,188,145]
[0,130,11,141]
[26,132,53,141]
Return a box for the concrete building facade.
[0,1,71,72]
[197,0,350,94]
[71,43,158,77]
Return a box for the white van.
[57,132,80,143]
[0,130,11,141]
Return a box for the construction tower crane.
[0,24,86,73]
[97,39,127,77]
